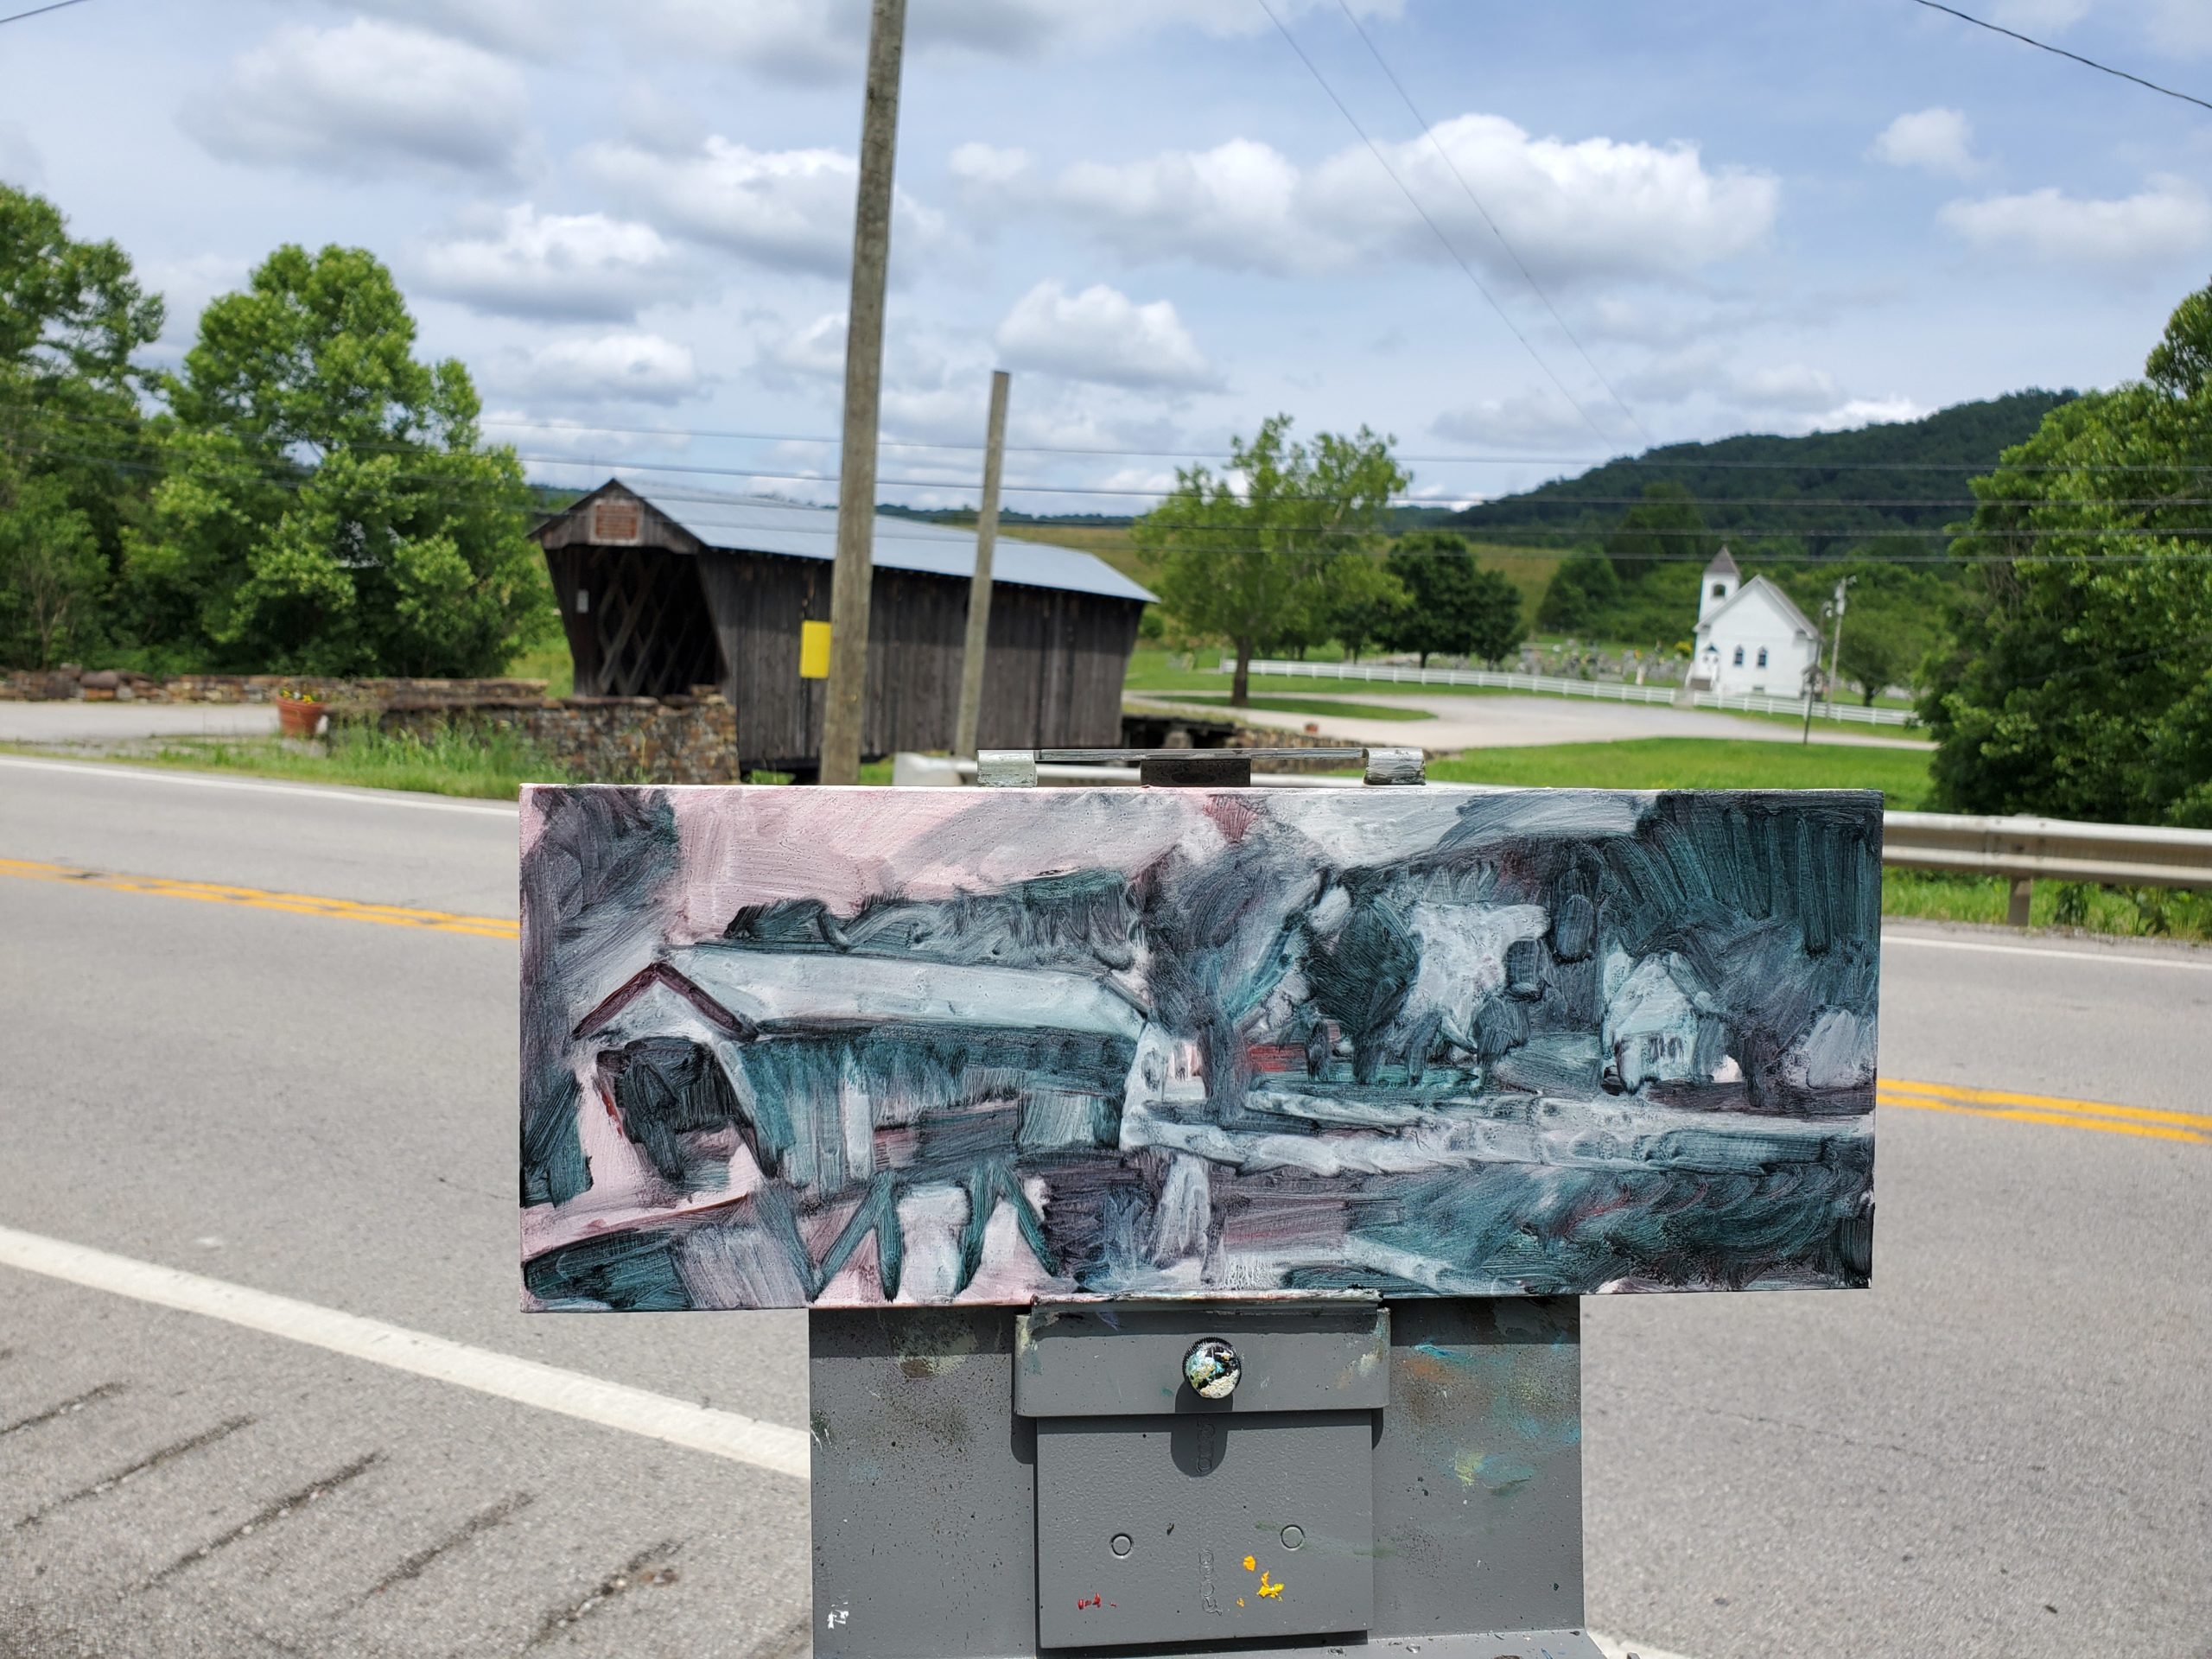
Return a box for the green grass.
[42,724,575,799]
[1426,737,1936,807]
[9,728,899,796]
[505,639,574,696]
[1140,692,1434,722]
[1882,869,2212,941]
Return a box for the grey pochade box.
[521,752,1880,1657]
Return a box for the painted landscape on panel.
[520,785,1879,1309]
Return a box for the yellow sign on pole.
[799,620,833,679]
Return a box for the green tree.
[1921,279,2212,826]
[1330,581,1406,664]
[127,245,547,676]
[0,184,164,666]
[1136,415,1407,705]
[1535,551,1619,633]
[1602,480,1714,584]
[1378,531,1524,666]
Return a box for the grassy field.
[1141,692,1434,722]
[1427,737,1936,807]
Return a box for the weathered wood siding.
[694,549,1140,770]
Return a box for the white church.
[1687,547,1821,697]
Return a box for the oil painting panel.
[519,785,1879,1309]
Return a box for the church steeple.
[1699,545,1740,624]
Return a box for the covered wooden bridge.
[532,480,1154,778]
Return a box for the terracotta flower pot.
[276,697,324,738]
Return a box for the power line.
[11,398,2203,474]
[22,418,2212,512]
[1909,0,2212,114]
[0,0,92,24]
[1330,0,1651,447]
[1250,0,1623,449]
[11,433,2212,563]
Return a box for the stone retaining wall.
[0,665,550,704]
[353,695,739,785]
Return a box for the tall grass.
[125,721,571,799]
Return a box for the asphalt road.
[1122,690,1935,752]
[1,756,2205,1659]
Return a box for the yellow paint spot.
[1242,1554,1256,1572]
[1236,1598,1245,1608]
[1257,1572,1285,1599]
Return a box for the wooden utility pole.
[953,370,1011,760]
[1825,575,1851,720]
[818,0,908,785]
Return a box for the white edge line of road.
[0,1223,810,1482]
[0,1221,1700,1658]
[1882,931,2212,972]
[0,754,518,817]
[1589,1639,1699,1659]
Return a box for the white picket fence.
[1226,657,1919,728]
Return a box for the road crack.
[10,1415,254,1531]
[359,1491,534,1600]
[0,1381,124,1438]
[524,1539,683,1649]
[145,1450,384,1586]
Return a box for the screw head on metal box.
[1183,1338,1242,1400]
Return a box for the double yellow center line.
[3,854,2202,1147]
[1878,1077,2209,1145]
[0,855,518,941]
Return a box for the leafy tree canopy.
[1601,480,1716,583]
[126,245,549,676]
[1135,414,1407,704]
[1379,531,1525,666]
[0,184,163,668]
[1921,279,2212,827]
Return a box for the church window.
[1757,647,1769,668]
[1710,583,1726,599]
[1732,645,1745,666]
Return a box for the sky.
[3,0,2209,518]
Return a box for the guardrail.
[1885,810,2212,922]
[895,754,2211,925]
[1225,657,1919,727]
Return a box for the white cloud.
[1870,108,1981,179]
[994,280,1220,391]
[1794,395,1928,434]
[414,206,687,321]
[759,311,852,383]
[1732,363,1843,412]
[966,116,1777,283]
[0,122,42,189]
[183,20,530,179]
[1430,389,1611,453]
[501,333,702,404]
[583,137,949,276]
[343,0,566,55]
[645,0,1401,82]
[1939,174,2212,267]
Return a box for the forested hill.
[1446,390,2074,555]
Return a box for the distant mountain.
[1446,391,2075,557]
